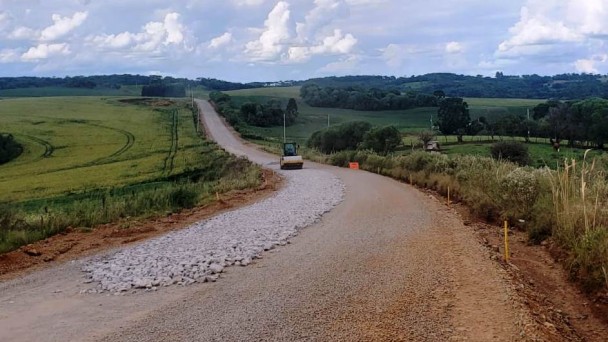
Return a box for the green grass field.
[225,87,436,144]
[0,97,205,202]
[465,97,543,122]
[224,87,544,144]
[441,141,603,168]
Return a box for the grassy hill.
[0,97,206,201]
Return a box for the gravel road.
[0,99,542,342]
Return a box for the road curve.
[99,101,531,341]
[0,100,534,342]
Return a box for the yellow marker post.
[447,187,450,207]
[504,221,510,262]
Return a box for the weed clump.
[169,187,198,209]
[491,141,530,166]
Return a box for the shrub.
[490,141,530,166]
[498,168,540,221]
[0,134,23,165]
[360,126,401,155]
[307,121,372,153]
[169,187,198,209]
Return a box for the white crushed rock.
[82,168,344,293]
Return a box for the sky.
[0,0,607,82]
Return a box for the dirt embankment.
[0,169,282,281]
[446,198,608,341]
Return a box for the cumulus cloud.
[295,0,345,42]
[163,13,185,45]
[318,54,360,74]
[232,0,267,5]
[381,43,431,68]
[574,54,607,73]
[88,13,187,53]
[445,41,463,54]
[90,32,134,49]
[344,0,388,5]
[244,1,291,61]
[209,32,233,49]
[567,0,608,37]
[0,49,20,63]
[497,0,608,55]
[0,10,12,32]
[21,43,70,61]
[498,6,580,54]
[8,26,38,40]
[286,29,357,62]
[40,12,88,41]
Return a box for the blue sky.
[0,0,607,82]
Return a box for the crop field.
[0,97,205,202]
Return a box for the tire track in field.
[85,123,135,166]
[8,121,137,177]
[21,134,55,161]
[162,109,178,175]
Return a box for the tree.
[307,121,372,153]
[418,131,435,148]
[547,102,572,143]
[571,98,608,148]
[361,126,401,155]
[0,133,23,164]
[285,98,298,125]
[433,90,445,99]
[436,97,470,135]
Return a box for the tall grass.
[549,151,608,290]
[310,148,607,292]
[0,155,262,254]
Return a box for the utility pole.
[283,111,286,143]
[527,108,530,141]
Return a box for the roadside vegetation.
[221,85,608,294]
[300,149,607,292]
[0,97,262,253]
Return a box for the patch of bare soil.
[452,202,608,341]
[0,169,282,281]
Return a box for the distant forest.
[300,83,438,111]
[303,73,608,100]
[1,72,607,100]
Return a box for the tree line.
[2,73,608,100]
[307,121,401,155]
[141,84,186,97]
[300,84,438,111]
[433,96,608,149]
[304,73,608,100]
[209,91,299,128]
[0,134,23,165]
